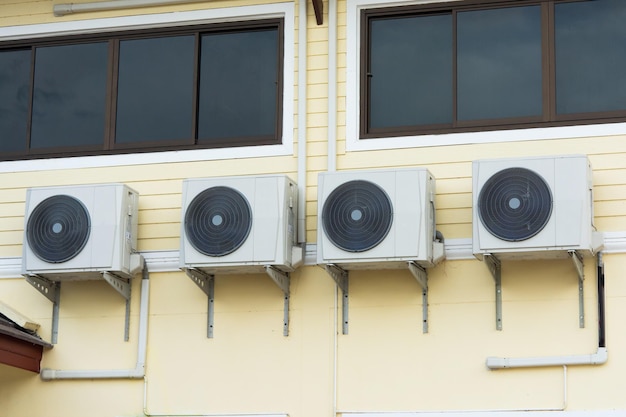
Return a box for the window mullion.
[192,32,200,144]
[106,39,120,151]
[544,0,555,122]
[452,10,458,128]
[26,47,36,154]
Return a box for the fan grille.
[478,167,553,242]
[185,186,252,257]
[26,195,91,263]
[322,180,393,252]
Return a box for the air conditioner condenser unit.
[473,154,603,260]
[22,183,140,280]
[180,175,301,274]
[317,168,444,269]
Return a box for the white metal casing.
[180,175,300,274]
[317,168,444,269]
[22,183,139,280]
[473,154,603,260]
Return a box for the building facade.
[1,0,626,416]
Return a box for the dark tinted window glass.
[0,49,30,153]
[555,0,626,115]
[31,43,108,149]
[198,28,278,142]
[457,6,542,121]
[369,14,452,129]
[116,36,195,144]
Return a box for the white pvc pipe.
[327,0,337,172]
[41,273,150,380]
[297,0,308,244]
[54,0,211,17]
[328,1,339,417]
[486,347,608,369]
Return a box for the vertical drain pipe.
[597,252,606,349]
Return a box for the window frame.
[0,2,294,169]
[346,0,626,151]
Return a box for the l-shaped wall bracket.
[265,265,291,337]
[25,271,133,344]
[323,263,430,335]
[482,251,587,331]
[324,264,349,335]
[184,266,291,338]
[483,254,503,331]
[24,275,60,344]
[407,261,429,334]
[569,250,585,328]
[184,268,215,338]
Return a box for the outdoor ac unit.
[317,168,444,269]
[180,175,301,274]
[22,183,140,280]
[473,154,603,260]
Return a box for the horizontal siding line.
[2,233,625,279]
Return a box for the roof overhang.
[0,302,52,373]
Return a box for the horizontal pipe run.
[486,347,608,369]
[54,0,211,17]
[41,367,144,380]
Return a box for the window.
[361,0,626,138]
[0,19,283,161]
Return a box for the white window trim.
[0,2,295,173]
[345,0,626,152]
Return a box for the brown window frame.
[0,18,284,161]
[360,0,626,139]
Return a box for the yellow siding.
[1,0,626,416]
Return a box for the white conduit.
[328,1,339,417]
[327,0,338,173]
[54,0,212,17]
[41,266,149,381]
[297,0,308,244]
[486,347,608,369]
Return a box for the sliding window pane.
[198,28,279,142]
[555,0,626,115]
[457,6,542,121]
[31,43,107,149]
[116,36,195,144]
[369,14,453,130]
[0,49,30,153]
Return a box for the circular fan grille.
[322,180,393,252]
[478,167,553,242]
[26,195,91,263]
[184,186,252,257]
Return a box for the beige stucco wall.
[1,0,626,417]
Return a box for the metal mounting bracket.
[407,262,429,333]
[483,254,502,331]
[184,268,215,338]
[25,274,61,344]
[102,271,133,341]
[569,250,585,328]
[102,271,131,300]
[324,264,349,335]
[265,266,290,337]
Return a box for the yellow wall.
[1,0,626,417]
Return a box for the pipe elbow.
[592,347,608,365]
